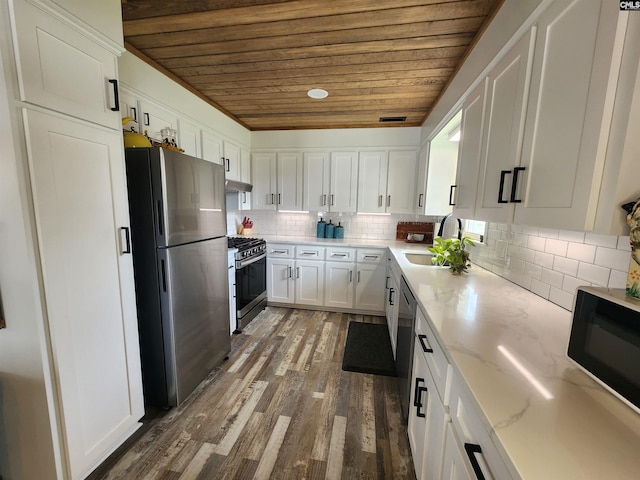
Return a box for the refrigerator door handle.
[156,200,164,236]
[160,259,167,292]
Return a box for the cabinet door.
[387,150,418,214]
[224,141,241,180]
[515,0,620,230]
[11,0,121,129]
[303,152,330,211]
[252,152,277,210]
[330,152,358,212]
[295,260,324,306]
[24,109,144,478]
[355,264,386,312]
[119,88,139,124]
[139,99,177,141]
[202,130,224,165]
[178,118,202,158]
[277,152,303,211]
[228,254,237,335]
[357,151,388,213]
[385,273,399,357]
[441,423,475,480]
[453,79,487,220]
[324,261,355,309]
[240,148,251,183]
[415,144,429,214]
[474,31,534,223]
[267,258,294,303]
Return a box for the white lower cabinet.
[442,422,476,480]
[267,256,295,304]
[267,244,325,306]
[23,109,144,479]
[228,251,237,334]
[324,247,357,309]
[354,249,387,313]
[385,259,400,357]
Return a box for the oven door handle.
[237,252,267,268]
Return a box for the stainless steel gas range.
[228,237,267,332]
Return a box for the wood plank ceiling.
[121,0,503,131]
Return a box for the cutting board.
[396,222,434,243]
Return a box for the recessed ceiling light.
[307,88,328,99]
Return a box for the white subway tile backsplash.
[530,279,551,299]
[534,251,554,269]
[562,275,589,295]
[584,232,618,248]
[522,226,539,236]
[538,228,559,239]
[594,247,630,272]
[558,230,585,243]
[527,235,546,252]
[618,236,631,251]
[566,242,596,263]
[608,269,628,288]
[524,262,542,280]
[545,238,568,256]
[577,262,611,286]
[553,256,579,277]
[549,287,575,310]
[541,268,564,289]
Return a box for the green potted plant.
[428,236,476,274]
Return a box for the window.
[464,219,486,243]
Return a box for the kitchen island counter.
[389,245,640,480]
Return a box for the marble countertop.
[389,245,640,480]
[260,234,429,250]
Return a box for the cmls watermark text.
[621,1,640,10]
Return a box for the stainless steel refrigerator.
[125,147,230,408]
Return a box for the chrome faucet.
[437,213,462,240]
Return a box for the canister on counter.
[325,219,335,238]
[316,218,326,238]
[334,222,344,239]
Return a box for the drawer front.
[357,248,386,264]
[449,371,513,480]
[267,243,294,258]
[326,247,356,262]
[415,307,450,405]
[295,245,325,260]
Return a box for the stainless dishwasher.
[397,276,417,421]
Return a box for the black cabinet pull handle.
[160,259,167,292]
[385,276,390,290]
[449,185,457,206]
[108,79,119,111]
[413,377,424,407]
[498,170,511,204]
[418,334,433,353]
[143,112,150,126]
[464,443,486,480]
[387,195,391,207]
[510,166,526,203]
[331,194,335,206]
[418,193,424,208]
[416,386,428,418]
[389,287,395,306]
[278,193,281,205]
[120,227,131,254]
[156,200,164,235]
[323,194,327,206]
[131,106,137,122]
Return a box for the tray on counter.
[396,222,434,244]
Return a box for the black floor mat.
[341,321,397,377]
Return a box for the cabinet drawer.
[326,247,356,262]
[267,243,294,258]
[357,248,386,264]
[449,370,513,480]
[12,0,120,130]
[295,245,325,260]
[415,307,451,405]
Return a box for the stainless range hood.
[225,179,253,192]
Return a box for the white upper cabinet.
[201,129,224,165]
[514,0,622,230]
[138,98,177,142]
[303,152,331,211]
[277,152,303,210]
[251,151,277,210]
[223,140,241,181]
[240,147,251,184]
[329,151,359,213]
[11,0,121,130]
[453,79,487,220]
[387,150,418,214]
[178,117,202,158]
[357,151,388,213]
[473,30,534,223]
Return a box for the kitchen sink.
[404,253,437,266]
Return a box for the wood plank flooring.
[94,307,416,480]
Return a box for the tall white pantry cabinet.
[3,0,144,479]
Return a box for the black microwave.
[568,286,640,413]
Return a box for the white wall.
[0,4,59,477]
[252,127,421,150]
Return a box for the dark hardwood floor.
[94,307,416,480]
